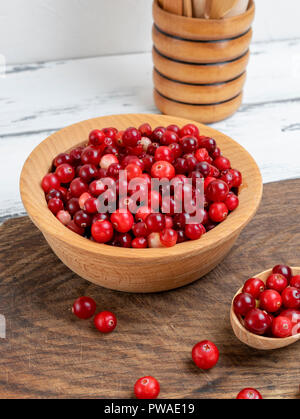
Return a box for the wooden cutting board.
[0,179,300,399]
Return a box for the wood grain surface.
[0,179,300,399]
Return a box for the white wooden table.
[1,38,300,222]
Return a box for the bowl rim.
[153,0,255,25]
[20,113,263,261]
[231,267,300,343]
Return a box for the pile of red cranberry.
[234,265,300,338]
[41,123,242,248]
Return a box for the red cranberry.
[167,124,180,135]
[41,173,60,193]
[100,154,119,170]
[272,316,292,338]
[89,129,105,146]
[266,274,288,293]
[195,148,210,162]
[56,210,71,225]
[213,156,231,171]
[111,209,134,233]
[244,308,272,335]
[180,124,199,138]
[290,275,300,289]
[135,206,151,223]
[102,127,117,139]
[192,340,219,370]
[89,179,106,197]
[66,220,85,236]
[48,197,64,215]
[185,223,203,240]
[152,126,166,142]
[233,293,256,317]
[198,136,216,153]
[74,210,92,228]
[181,136,198,154]
[225,193,239,211]
[196,161,211,177]
[66,197,80,215]
[151,161,175,180]
[229,169,242,187]
[176,230,187,243]
[236,388,263,399]
[174,157,188,174]
[53,152,73,168]
[169,142,182,159]
[122,127,141,147]
[70,178,89,197]
[134,376,160,400]
[280,309,300,335]
[155,146,174,163]
[209,202,228,223]
[160,130,179,146]
[125,163,142,181]
[72,296,96,319]
[185,155,197,172]
[206,180,229,202]
[55,163,75,183]
[243,278,265,299]
[69,147,84,166]
[211,147,221,159]
[147,142,160,156]
[132,237,148,248]
[139,123,152,137]
[46,188,64,203]
[146,213,166,233]
[132,222,148,237]
[260,289,282,312]
[78,164,97,183]
[160,228,178,247]
[79,192,92,209]
[81,146,101,166]
[219,170,235,188]
[94,311,117,333]
[84,197,98,214]
[92,213,109,223]
[281,287,300,309]
[91,220,114,243]
[272,265,292,282]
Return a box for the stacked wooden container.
[152,0,255,123]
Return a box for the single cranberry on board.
[72,297,96,320]
[236,388,263,399]
[192,340,219,370]
[94,311,117,333]
[134,376,160,400]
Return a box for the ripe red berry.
[259,289,282,313]
[192,340,219,370]
[146,213,166,233]
[132,237,148,248]
[81,146,102,166]
[139,123,152,137]
[100,154,119,170]
[244,308,272,335]
[74,210,92,228]
[111,209,134,233]
[160,228,178,247]
[125,163,143,181]
[195,148,210,162]
[123,127,141,147]
[56,210,71,225]
[55,163,75,183]
[213,156,231,171]
[290,275,300,289]
[185,223,203,240]
[280,309,300,335]
[272,316,292,338]
[236,388,263,399]
[180,124,199,138]
[233,293,256,317]
[281,287,300,309]
[94,311,117,333]
[243,277,265,299]
[266,274,288,293]
[70,178,89,197]
[206,180,229,202]
[91,220,114,243]
[72,297,96,319]
[48,197,64,215]
[160,130,179,145]
[134,376,160,399]
[66,220,85,236]
[89,129,105,146]
[225,193,239,211]
[209,202,228,223]
[41,173,60,193]
[181,136,198,154]
[155,146,174,163]
[151,161,175,180]
[272,264,292,282]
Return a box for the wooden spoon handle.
[183,0,193,17]
[163,0,183,15]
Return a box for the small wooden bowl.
[152,47,250,84]
[152,25,253,64]
[20,114,262,293]
[153,0,255,41]
[154,90,243,123]
[153,68,246,104]
[231,268,300,350]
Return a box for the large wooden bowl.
[153,68,246,104]
[154,90,243,123]
[153,0,255,41]
[152,47,250,84]
[20,114,262,293]
[152,25,252,64]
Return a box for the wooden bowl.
[152,47,250,84]
[153,68,246,104]
[20,114,262,293]
[153,0,255,41]
[152,25,253,64]
[231,268,300,350]
[154,90,243,123]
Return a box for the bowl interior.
[20,113,262,259]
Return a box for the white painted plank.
[0,39,300,220]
